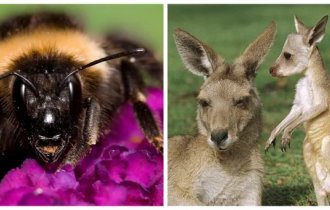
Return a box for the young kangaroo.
[168,23,276,205]
[265,16,330,205]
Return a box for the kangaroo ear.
[237,22,276,79]
[174,28,223,77]
[294,15,309,35]
[307,15,328,46]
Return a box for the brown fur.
[266,15,330,205]
[169,23,276,205]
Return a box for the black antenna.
[0,71,39,97]
[80,48,145,70]
[57,48,145,94]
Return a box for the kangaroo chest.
[198,168,233,205]
[295,77,317,112]
[295,77,330,138]
[195,162,255,205]
[295,78,330,139]
[296,77,330,193]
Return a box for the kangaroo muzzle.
[269,65,278,77]
[211,129,229,149]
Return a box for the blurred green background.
[168,5,330,206]
[0,5,163,55]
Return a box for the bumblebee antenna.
[57,48,145,94]
[80,48,145,70]
[0,71,39,97]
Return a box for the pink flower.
[0,88,163,206]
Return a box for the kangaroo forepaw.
[280,133,291,152]
[265,136,277,152]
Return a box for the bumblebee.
[0,12,163,175]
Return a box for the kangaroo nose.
[211,129,228,144]
[269,66,277,76]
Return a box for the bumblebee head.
[0,48,145,164]
[10,71,81,163]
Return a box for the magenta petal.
[92,180,127,205]
[125,151,162,188]
[18,193,61,206]
[104,104,145,149]
[49,169,77,191]
[74,145,103,179]
[97,159,127,183]
[0,169,30,194]
[146,87,164,121]
[21,159,49,188]
[54,189,89,205]
[94,161,111,184]
[121,181,150,205]
[0,187,34,205]
[150,180,163,206]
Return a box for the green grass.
[0,5,163,54]
[168,5,330,206]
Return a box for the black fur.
[9,50,81,74]
[244,61,258,79]
[0,11,163,178]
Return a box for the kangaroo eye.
[283,52,292,60]
[234,97,249,108]
[199,99,210,108]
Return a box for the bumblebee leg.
[66,97,101,164]
[121,61,163,153]
[82,98,101,146]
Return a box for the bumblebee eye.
[64,75,82,119]
[199,99,210,108]
[13,79,28,121]
[11,74,40,122]
[283,52,292,60]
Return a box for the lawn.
[168,5,330,206]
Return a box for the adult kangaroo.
[168,22,276,206]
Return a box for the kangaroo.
[265,16,330,205]
[168,22,276,206]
